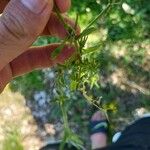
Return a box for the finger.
[54,0,71,13]
[0,1,79,41]
[11,44,75,77]
[0,44,75,92]
[0,0,71,14]
[0,0,53,71]
[0,65,12,93]
[0,0,9,13]
[42,13,80,38]
[10,44,75,77]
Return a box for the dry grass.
[0,87,43,150]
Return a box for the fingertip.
[46,13,80,39]
[65,16,81,35]
[47,13,68,38]
[55,0,71,13]
[54,44,76,64]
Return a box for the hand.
[0,0,77,92]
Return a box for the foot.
[90,111,108,149]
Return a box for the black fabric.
[94,117,150,150]
[40,143,80,150]
[40,117,150,150]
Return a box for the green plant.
[52,1,118,149]
[9,0,150,149]
[2,126,24,150]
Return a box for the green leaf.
[78,27,97,39]
[70,80,78,91]
[51,44,65,59]
[74,14,79,31]
[83,43,101,54]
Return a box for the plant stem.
[55,6,75,37]
[84,2,112,31]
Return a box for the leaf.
[51,44,65,59]
[84,2,112,30]
[70,80,78,91]
[78,27,97,39]
[83,43,101,54]
[74,14,79,31]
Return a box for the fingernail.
[21,0,48,14]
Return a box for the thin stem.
[74,14,79,31]
[55,6,76,37]
[55,6,69,31]
[84,2,112,31]
[81,87,110,122]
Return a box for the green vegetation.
[10,0,150,149]
[2,126,23,150]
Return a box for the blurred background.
[0,0,149,149]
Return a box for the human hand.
[0,0,77,92]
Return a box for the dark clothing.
[40,117,150,150]
[95,117,150,150]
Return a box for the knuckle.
[1,12,27,40]
[0,1,46,43]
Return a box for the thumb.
[0,0,53,70]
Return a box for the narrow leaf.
[83,43,101,54]
[51,44,65,59]
[78,27,97,39]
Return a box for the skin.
[91,111,107,149]
[0,0,78,92]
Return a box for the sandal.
[90,119,109,135]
